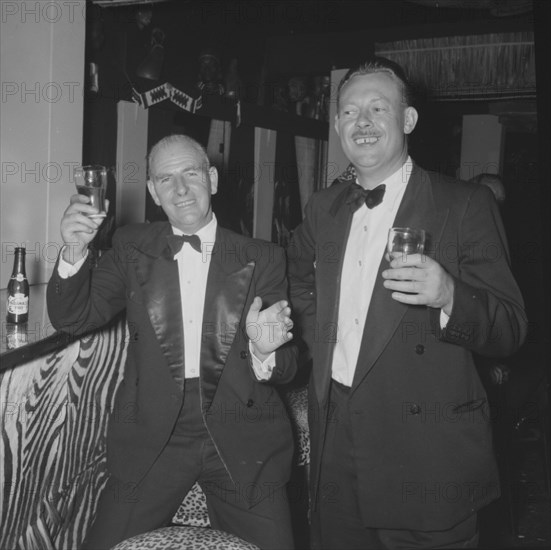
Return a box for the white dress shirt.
[331,159,412,387]
[174,215,216,378]
[57,213,275,381]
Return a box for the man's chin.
[348,155,380,171]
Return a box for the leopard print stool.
[171,482,209,527]
[111,526,260,550]
[284,384,310,467]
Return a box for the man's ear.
[404,106,418,135]
[147,180,161,205]
[209,166,219,196]
[334,113,340,137]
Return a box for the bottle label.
[7,324,28,349]
[7,293,29,314]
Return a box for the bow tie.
[166,234,202,255]
[346,183,386,212]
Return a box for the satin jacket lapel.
[200,228,255,407]
[134,223,186,389]
[313,186,354,405]
[352,166,449,391]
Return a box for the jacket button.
[409,404,422,415]
[415,344,425,355]
[246,399,254,408]
[240,350,248,359]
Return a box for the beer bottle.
[6,322,28,349]
[7,247,29,324]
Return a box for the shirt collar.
[357,157,413,212]
[171,213,217,244]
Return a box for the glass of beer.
[387,227,425,259]
[75,165,107,218]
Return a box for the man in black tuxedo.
[48,134,297,549]
[288,57,527,549]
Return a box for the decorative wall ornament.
[131,82,202,113]
[135,27,165,81]
[197,49,225,96]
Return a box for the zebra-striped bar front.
[0,286,310,549]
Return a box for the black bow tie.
[166,234,202,255]
[346,183,386,212]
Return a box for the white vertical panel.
[459,114,504,181]
[207,119,232,173]
[253,127,276,240]
[0,1,86,286]
[116,101,149,226]
[327,68,350,187]
[295,136,316,215]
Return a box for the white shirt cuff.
[57,247,88,279]
[248,341,276,381]
[440,309,450,329]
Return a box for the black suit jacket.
[288,164,527,530]
[48,222,297,506]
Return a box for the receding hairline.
[337,58,412,110]
[147,135,210,178]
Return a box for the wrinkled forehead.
[150,141,208,175]
[339,70,406,106]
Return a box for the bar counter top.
[0,283,74,371]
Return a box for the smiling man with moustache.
[288,57,527,549]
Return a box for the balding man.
[48,134,297,549]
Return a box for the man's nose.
[355,110,372,128]
[174,175,189,193]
